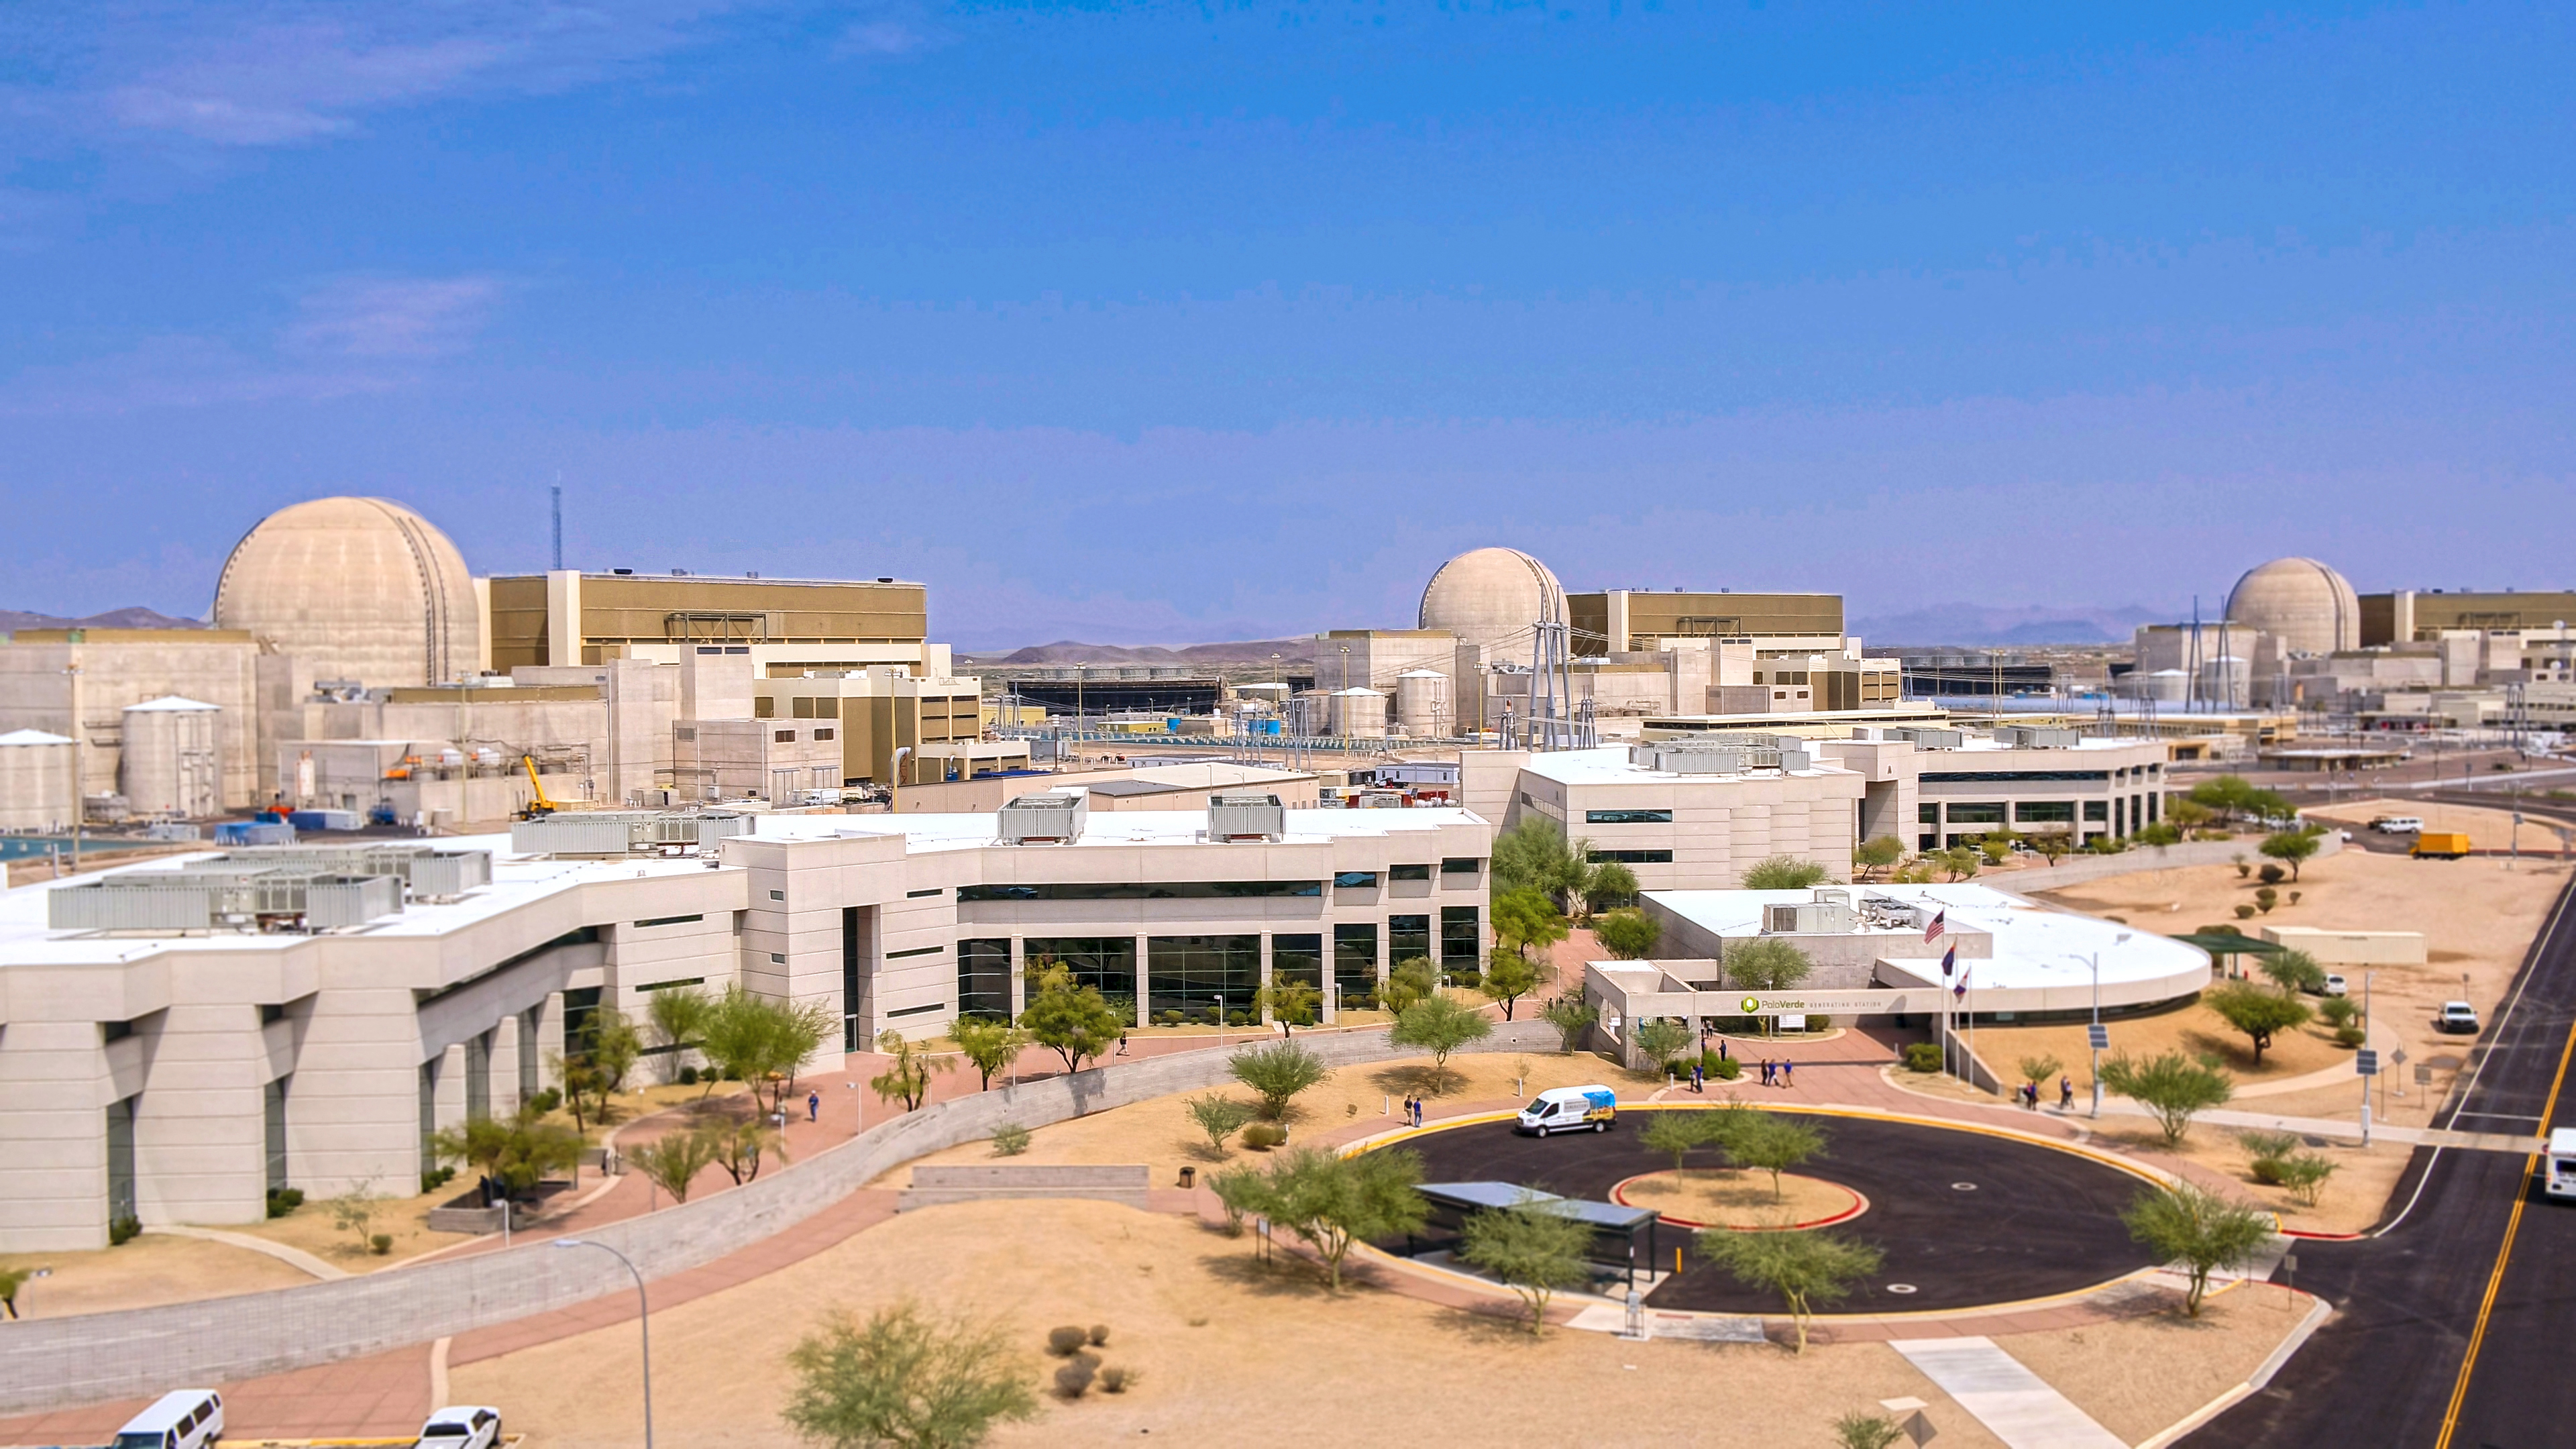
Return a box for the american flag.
[1924,909,1946,944]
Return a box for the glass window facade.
[1585,808,1674,824]
[1271,933,1324,989]
[262,1077,288,1193]
[1147,935,1262,1024]
[1591,849,1672,863]
[2014,801,2076,823]
[959,880,1321,902]
[1920,769,2112,783]
[2083,800,2110,822]
[1945,802,2007,824]
[958,938,1012,1020]
[1442,906,1481,965]
[1389,863,1432,881]
[1441,857,1483,875]
[1389,914,1432,964]
[1334,871,1381,888]
[1334,923,1380,1010]
[1919,803,1940,824]
[1023,937,1139,1025]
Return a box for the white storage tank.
[1394,669,1450,737]
[121,696,223,818]
[0,729,76,832]
[1329,686,1389,739]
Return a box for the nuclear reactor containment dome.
[1418,547,1567,657]
[213,496,480,688]
[2224,557,2359,656]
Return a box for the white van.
[112,1390,224,1449]
[1516,1085,1617,1136]
[2372,816,2425,835]
[2546,1129,2576,1201]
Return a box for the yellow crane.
[518,754,561,820]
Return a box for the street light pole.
[556,1238,653,1448]
[2360,971,2375,1148]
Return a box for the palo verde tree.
[1640,1109,1715,1171]
[2259,827,2323,881]
[1391,995,1494,1091]
[1186,1094,1258,1158]
[698,987,835,1115]
[1230,1145,1430,1292]
[1851,835,1906,881]
[1459,1197,1596,1334]
[1017,963,1126,1074]
[1382,957,1441,1016]
[2204,982,2312,1067]
[2121,1182,2274,1317]
[1632,1018,1697,1076]
[2259,947,2327,996]
[871,1029,933,1112]
[1725,937,1815,994]
[1256,977,1322,1030]
[1492,887,1570,961]
[1540,994,1599,1054]
[1591,908,1662,961]
[1228,1039,1330,1120]
[430,1106,584,1200]
[1721,1110,1827,1201]
[1477,949,1549,1020]
[2098,1050,2235,1142]
[629,1126,720,1205]
[1697,1228,1883,1354]
[645,983,714,1083]
[781,1299,1038,1449]
[949,1017,1028,1091]
[1741,854,1829,890]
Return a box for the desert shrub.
[2255,887,2279,914]
[2334,1024,2367,1048]
[1054,1353,1099,1399]
[109,1214,142,1246]
[2234,904,2258,920]
[369,1233,392,1255]
[1240,1121,1286,1150]
[266,1187,305,1218]
[1902,1042,1943,1073]
[526,1087,563,1115]
[990,1123,1032,1157]
[677,1065,699,1085]
[1709,1054,1743,1081]
[2258,863,2287,885]
[1087,1324,1110,1346]
[1098,1364,1138,1394]
[1046,1326,1089,1356]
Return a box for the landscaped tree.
[1741,854,1829,890]
[2018,1055,2063,1097]
[2258,947,2326,996]
[1851,835,1907,881]
[1382,957,1441,1015]
[2121,1183,2274,1317]
[629,1126,719,1205]
[1390,996,1493,1091]
[1585,859,1642,912]
[1459,1197,1596,1334]
[1591,907,1662,961]
[1477,950,1548,1020]
[584,1006,645,1099]
[1493,887,1570,960]
[1228,1039,1330,1120]
[0,1267,28,1320]
[1725,937,1815,994]
[706,1116,787,1185]
[2204,982,2312,1067]
[1632,1018,1697,1077]
[645,984,713,1083]
[871,1029,933,1112]
[1721,1111,1827,1201]
[325,1185,384,1254]
[1640,1110,1713,1171]
[1696,1228,1883,1353]
[1540,994,1600,1054]
[1976,829,2021,867]
[1936,846,1982,882]
[781,1299,1038,1449]
[1018,965,1126,1074]
[545,1050,610,1131]
[431,1106,584,1199]
[2098,1050,2235,1142]
[950,1017,1028,1091]
[1256,977,1322,1030]
[2165,797,2216,832]
[2133,822,2182,847]
[698,987,835,1115]
[1491,818,1585,904]
[1238,1146,1430,1292]
[1186,1094,1258,1157]
[2259,828,2322,881]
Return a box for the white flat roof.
[759,806,1485,854]
[1517,745,1849,786]
[1646,883,2206,996]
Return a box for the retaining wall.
[1981,832,2343,894]
[0,1020,1556,1415]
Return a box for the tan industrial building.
[0,629,272,808]
[2363,588,2576,645]
[484,569,947,679]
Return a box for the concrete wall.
[0,635,264,810]
[1985,832,2343,892]
[0,1020,1556,1417]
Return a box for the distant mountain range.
[0,606,206,633]
[1847,604,2164,647]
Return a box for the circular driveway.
[1387,1108,2165,1315]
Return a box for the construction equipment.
[518,754,561,820]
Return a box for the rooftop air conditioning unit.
[1207,792,1286,842]
[999,790,1088,844]
[1998,726,2080,749]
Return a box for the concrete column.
[133,1004,268,1230]
[1256,934,1275,1025]
[1133,933,1150,1027]
[0,1020,115,1250]
[432,1044,468,1138]
[490,1013,523,1118]
[538,994,566,1089]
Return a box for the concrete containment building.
[213,497,480,689]
[119,697,222,818]
[0,729,75,832]
[1419,547,1566,655]
[2225,557,2359,656]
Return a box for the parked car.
[2321,974,2349,998]
[2436,1002,2482,1034]
[111,1391,223,1449]
[415,1405,504,1449]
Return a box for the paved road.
[2191,877,2576,1448]
[1393,1112,2159,1315]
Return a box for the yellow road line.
[2434,986,2576,1449]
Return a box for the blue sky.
[3,2,2571,647]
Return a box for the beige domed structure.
[1419,547,1566,657]
[2225,557,2359,656]
[214,497,479,687]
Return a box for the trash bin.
[1178,1165,1196,1189]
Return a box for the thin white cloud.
[835,19,930,58]
[285,276,503,360]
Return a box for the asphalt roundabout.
[1379,1107,2167,1316]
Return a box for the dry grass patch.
[1615,1169,1859,1229]
[0,1234,313,1318]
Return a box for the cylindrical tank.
[120,697,223,818]
[2198,656,2251,709]
[0,729,76,832]
[1394,669,1450,737]
[1330,687,1389,739]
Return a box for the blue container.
[215,820,297,846]
[1259,719,1282,736]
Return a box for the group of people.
[1678,1050,1798,1092]
[1399,1094,1427,1128]
[2017,1075,2078,1111]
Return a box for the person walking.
[807,1089,820,1124]
[1760,1058,1773,1087]
[2059,1074,2075,1110]
[1780,1059,1794,1089]
[1718,1038,1729,1063]
[1116,1031,1130,1059]
[1691,1061,1705,1093]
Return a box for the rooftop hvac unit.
[1889,727,1965,750]
[1208,792,1286,841]
[999,790,1087,844]
[210,845,492,896]
[1760,896,1857,934]
[49,883,215,932]
[512,813,652,857]
[304,874,406,928]
[50,865,405,932]
[1628,743,1746,774]
[1997,726,2080,749]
